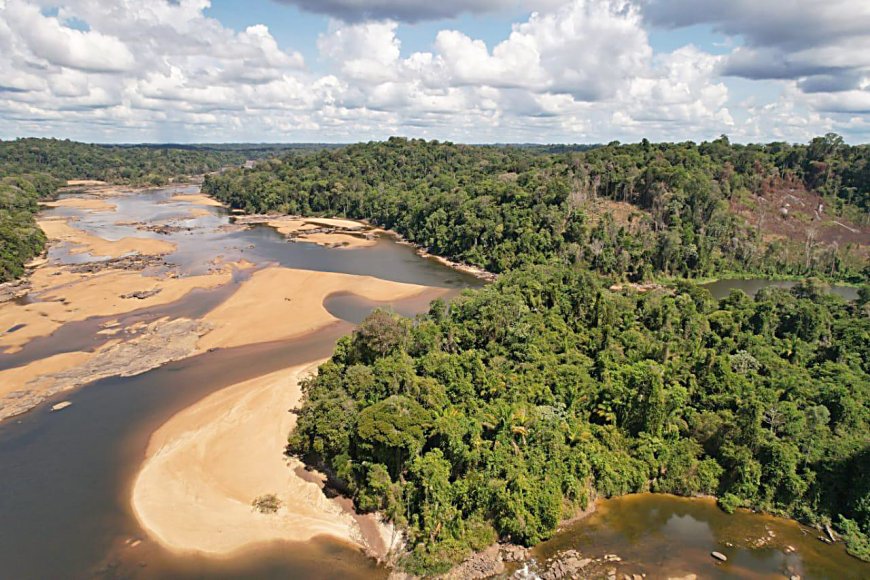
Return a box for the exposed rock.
[441,545,504,580]
[68,253,168,274]
[500,544,530,562]
[711,551,728,562]
[0,318,210,422]
[121,288,162,300]
[540,549,593,580]
[137,224,191,235]
[0,278,31,303]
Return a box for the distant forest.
[0,138,299,282]
[205,134,869,284]
[203,135,870,572]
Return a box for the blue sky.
[1,0,867,143]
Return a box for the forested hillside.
[259,136,870,573]
[0,174,56,281]
[204,135,869,283]
[291,271,870,572]
[0,138,291,282]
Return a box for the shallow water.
[702,278,859,301]
[531,494,867,579]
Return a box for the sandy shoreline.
[41,198,117,212]
[170,193,225,207]
[235,214,378,249]
[132,265,429,558]
[0,266,233,353]
[197,266,427,351]
[131,362,378,556]
[38,216,176,258]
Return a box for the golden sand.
[41,198,117,212]
[197,266,426,351]
[170,193,225,207]
[38,217,176,258]
[131,363,367,555]
[0,267,232,353]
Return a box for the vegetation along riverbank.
[202,136,870,574]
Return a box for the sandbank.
[170,193,225,207]
[304,217,367,230]
[39,217,176,258]
[0,267,232,353]
[131,363,368,555]
[294,231,376,249]
[41,198,118,212]
[249,215,375,249]
[65,179,107,187]
[0,351,95,422]
[197,266,426,351]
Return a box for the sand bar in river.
[130,363,373,555]
[197,266,427,351]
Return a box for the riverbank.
[197,266,430,350]
[227,209,497,282]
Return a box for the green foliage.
[0,138,283,186]
[839,516,870,562]
[252,493,282,514]
[205,136,869,283]
[0,175,52,282]
[289,266,870,572]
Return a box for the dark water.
[532,494,867,579]
[702,278,859,301]
[0,188,479,579]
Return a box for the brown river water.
[0,187,865,579]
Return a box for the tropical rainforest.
[212,136,870,572]
[0,138,286,282]
[204,134,869,284]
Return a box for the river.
[0,186,865,579]
[0,186,478,579]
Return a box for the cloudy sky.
[1,0,868,143]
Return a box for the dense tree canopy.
[205,135,869,283]
[290,270,870,572]
[259,136,870,573]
